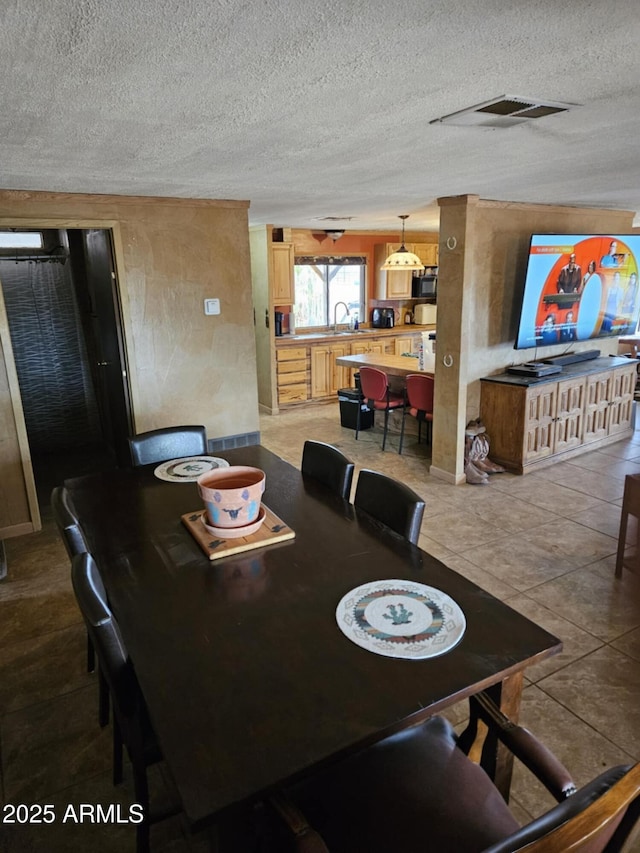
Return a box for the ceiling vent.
[430,95,579,128]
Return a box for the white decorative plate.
[153,456,230,482]
[336,580,466,660]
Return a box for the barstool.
[615,473,640,577]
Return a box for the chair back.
[71,553,144,727]
[128,425,207,467]
[354,469,425,545]
[358,367,389,403]
[301,440,355,500]
[51,486,89,559]
[406,373,434,414]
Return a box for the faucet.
[333,301,350,333]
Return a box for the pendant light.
[381,215,424,270]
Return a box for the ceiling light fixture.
[324,230,345,241]
[381,216,424,270]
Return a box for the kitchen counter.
[275,325,434,345]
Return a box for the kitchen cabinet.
[276,346,308,405]
[270,242,294,304]
[479,358,636,474]
[373,243,413,299]
[310,343,351,398]
[275,330,423,406]
[351,339,385,356]
[393,334,419,355]
[414,243,439,268]
[373,243,439,299]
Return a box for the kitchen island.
[335,351,434,378]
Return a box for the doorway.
[0,227,133,508]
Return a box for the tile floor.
[1,403,640,851]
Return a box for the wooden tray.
[182,504,295,561]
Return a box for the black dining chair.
[354,469,425,545]
[51,486,109,727]
[267,690,640,853]
[128,424,208,467]
[301,440,355,500]
[71,552,177,853]
[356,367,406,451]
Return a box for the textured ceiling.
[2,0,640,231]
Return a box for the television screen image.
[514,234,640,350]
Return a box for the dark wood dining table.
[65,445,561,830]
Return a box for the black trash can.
[338,387,373,431]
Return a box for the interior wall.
[0,190,258,442]
[432,195,635,483]
[249,225,276,414]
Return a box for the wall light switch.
[204,298,220,315]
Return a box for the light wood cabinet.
[276,332,422,406]
[373,243,413,299]
[393,334,419,355]
[351,340,385,356]
[480,359,636,474]
[270,242,294,304]
[310,343,351,398]
[414,243,439,268]
[276,346,308,405]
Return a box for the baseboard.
[208,432,260,452]
[429,465,466,485]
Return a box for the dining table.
[65,445,561,831]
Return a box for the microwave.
[412,272,437,299]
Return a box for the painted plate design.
[154,456,230,482]
[336,580,466,660]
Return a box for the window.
[0,231,43,249]
[294,256,366,329]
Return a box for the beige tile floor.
[1,402,639,851]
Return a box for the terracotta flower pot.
[197,466,266,528]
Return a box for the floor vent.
[430,95,579,128]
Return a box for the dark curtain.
[0,259,101,453]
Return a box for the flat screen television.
[514,234,640,350]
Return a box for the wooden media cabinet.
[480,356,638,474]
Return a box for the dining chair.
[127,424,208,467]
[71,552,177,853]
[51,486,109,728]
[354,469,425,545]
[356,367,406,451]
[268,690,640,853]
[399,372,434,455]
[615,473,640,577]
[301,440,355,500]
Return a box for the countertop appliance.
[413,304,437,325]
[371,307,395,328]
[412,271,437,299]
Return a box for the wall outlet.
[204,298,220,315]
